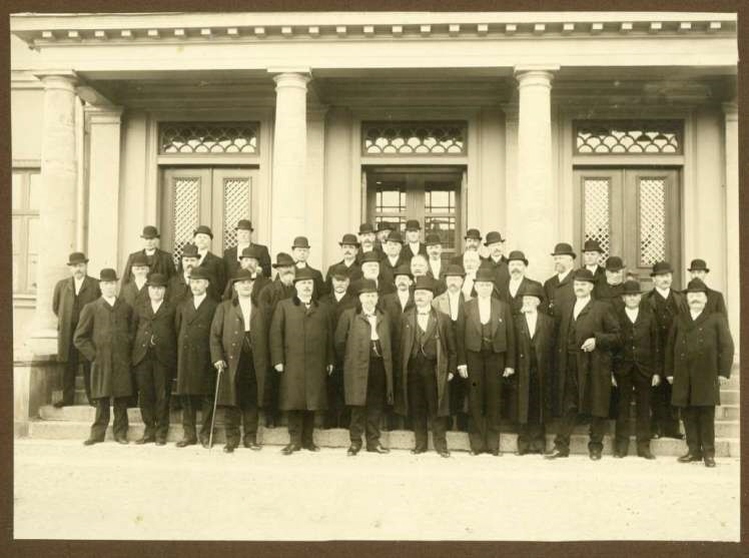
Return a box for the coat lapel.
[490,299,502,337]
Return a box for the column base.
[26,327,59,357]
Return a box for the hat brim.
[235,226,254,231]
[621,290,642,295]
[687,267,710,273]
[606,266,625,272]
[273,262,294,268]
[141,234,160,239]
[650,270,673,277]
[507,258,528,266]
[146,282,168,288]
[551,252,577,258]
[67,259,89,265]
[444,272,466,278]
[339,242,361,247]
[572,277,597,284]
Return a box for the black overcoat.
[53,275,100,361]
[223,243,272,280]
[175,296,219,395]
[120,281,149,312]
[122,249,176,285]
[132,300,177,369]
[543,271,575,318]
[514,311,556,424]
[612,301,661,379]
[166,274,192,308]
[457,297,516,366]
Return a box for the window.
[363,121,467,156]
[12,169,40,295]
[575,120,683,155]
[159,122,260,154]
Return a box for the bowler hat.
[141,226,160,239]
[386,231,404,244]
[359,223,375,235]
[240,246,262,260]
[475,267,496,284]
[464,228,482,241]
[583,239,604,253]
[193,225,214,239]
[360,251,381,265]
[131,253,150,268]
[425,233,442,246]
[329,263,351,281]
[518,281,545,300]
[551,242,577,259]
[293,267,316,283]
[393,264,413,279]
[99,268,118,282]
[377,221,395,233]
[484,231,505,246]
[189,268,211,282]
[573,269,596,283]
[684,278,709,294]
[181,244,199,259]
[292,236,311,249]
[650,261,674,277]
[339,233,360,247]
[357,279,378,295]
[687,259,710,273]
[232,269,256,284]
[444,264,466,278]
[412,276,436,293]
[506,250,528,266]
[147,273,168,288]
[621,279,642,295]
[67,252,89,266]
[605,256,625,272]
[235,219,254,231]
[405,219,421,231]
[273,252,295,268]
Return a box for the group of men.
[52,218,734,466]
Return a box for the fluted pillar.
[722,101,739,353]
[28,71,79,356]
[514,65,559,281]
[269,70,311,256]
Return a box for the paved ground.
[14,439,740,541]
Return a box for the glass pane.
[576,120,682,155]
[27,217,39,254]
[583,178,611,258]
[160,122,259,154]
[12,173,22,210]
[12,217,21,255]
[27,253,38,293]
[424,186,455,215]
[375,185,406,214]
[375,216,406,232]
[425,216,456,250]
[172,177,201,263]
[363,121,467,155]
[639,178,667,267]
[28,172,41,211]
[223,177,251,250]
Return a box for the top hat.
[551,242,577,258]
[147,273,168,288]
[425,233,442,246]
[412,276,436,293]
[464,228,482,241]
[235,219,254,231]
[67,252,89,266]
[506,250,529,266]
[293,267,316,284]
[621,279,642,295]
[99,268,119,282]
[189,267,211,282]
[339,233,360,247]
[605,256,625,272]
[386,231,404,244]
[141,226,160,239]
[484,231,505,246]
[377,221,395,233]
[650,261,674,277]
[475,267,496,284]
[393,264,413,279]
[193,225,214,239]
[357,278,378,295]
[360,251,381,265]
[684,278,709,294]
[240,246,262,260]
[582,239,604,253]
[181,244,200,259]
[292,236,311,249]
[443,264,466,278]
[273,252,296,268]
[232,268,256,284]
[359,223,375,235]
[573,268,597,283]
[405,219,421,231]
[687,259,710,273]
[329,263,352,281]
[518,281,545,300]
[131,253,151,268]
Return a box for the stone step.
[24,419,739,457]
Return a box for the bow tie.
[417,311,430,316]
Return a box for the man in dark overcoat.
[190,225,226,300]
[481,231,510,300]
[543,242,576,317]
[611,279,661,459]
[455,267,516,456]
[210,269,269,453]
[122,226,176,286]
[73,268,134,445]
[685,259,728,318]
[580,239,607,289]
[223,219,272,280]
[402,219,427,262]
[53,251,100,407]
[335,279,394,455]
[291,236,327,299]
[646,261,687,440]
[221,246,271,301]
[546,269,621,461]
[665,278,734,468]
[503,250,546,316]
[396,276,457,457]
[167,244,199,308]
[514,282,555,455]
[120,253,150,311]
[270,268,335,455]
[450,228,482,268]
[324,233,362,294]
[374,221,394,254]
[380,231,406,288]
[174,267,219,448]
[356,223,383,264]
[131,273,177,445]
[593,256,626,306]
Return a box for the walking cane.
[208,363,224,452]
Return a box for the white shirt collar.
[478,296,491,323]
[134,276,147,290]
[334,290,346,302]
[193,292,206,308]
[574,296,591,317]
[585,264,598,273]
[151,299,163,313]
[103,295,117,306]
[655,286,671,299]
[625,306,639,322]
[73,276,84,294]
[558,268,572,282]
[144,248,156,256]
[690,309,703,321]
[397,289,410,305]
[525,310,538,336]
[447,290,460,320]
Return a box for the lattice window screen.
[223,177,251,251]
[172,177,201,264]
[160,122,259,154]
[363,121,467,155]
[583,178,611,258]
[639,178,667,266]
[575,120,682,154]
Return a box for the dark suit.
[380,254,406,287]
[223,242,272,280]
[166,273,192,308]
[380,290,415,429]
[132,300,177,441]
[543,270,575,318]
[433,290,468,430]
[324,260,362,294]
[295,263,327,299]
[503,277,546,316]
[482,257,510,301]
[401,242,428,261]
[190,251,226,301]
[702,287,728,319]
[120,281,149,313]
[122,249,177,285]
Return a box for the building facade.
[10,12,739,408]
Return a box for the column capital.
[500,102,519,120]
[32,69,78,91]
[84,104,124,125]
[514,65,559,89]
[722,101,738,121]
[268,67,311,82]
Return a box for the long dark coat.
[665,311,734,407]
[457,297,516,365]
[120,281,149,312]
[395,307,457,417]
[209,297,269,407]
[481,256,510,301]
[175,296,218,395]
[335,308,394,407]
[514,311,556,424]
[543,270,575,318]
[646,288,688,371]
[73,297,134,399]
[166,273,192,308]
[380,254,407,286]
[221,273,271,302]
[132,300,177,369]
[258,278,296,322]
[53,275,100,361]
[188,252,226,301]
[223,242,272,280]
[502,277,546,316]
[554,299,621,418]
[122,249,176,285]
[270,297,335,411]
[612,301,661,379]
[704,287,728,318]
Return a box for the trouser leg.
[484,352,504,453]
[526,365,545,452]
[62,344,79,404]
[614,371,634,453]
[553,354,579,454]
[199,395,213,442]
[287,410,303,447]
[588,416,606,452]
[365,357,386,449]
[112,396,129,439]
[420,359,446,453]
[698,406,716,458]
[301,411,315,448]
[633,372,652,452]
[238,351,259,445]
[181,395,197,441]
[466,351,486,452]
[223,405,241,447]
[135,358,156,437]
[89,397,110,441]
[682,406,701,456]
[349,406,365,447]
[408,364,428,452]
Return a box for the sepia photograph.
[8,4,743,548]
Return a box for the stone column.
[514,65,559,281]
[28,71,79,356]
[268,70,311,257]
[85,105,123,277]
[722,101,740,353]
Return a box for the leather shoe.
[155,439,166,446]
[83,438,102,446]
[469,450,481,456]
[678,452,702,463]
[135,436,155,445]
[515,449,527,456]
[304,444,321,452]
[544,449,569,460]
[243,440,262,451]
[410,448,427,455]
[281,444,301,455]
[53,400,69,409]
[589,451,602,461]
[367,444,390,454]
[114,436,129,445]
[638,449,656,460]
[491,449,501,457]
[664,431,685,440]
[176,438,197,448]
[437,449,451,458]
[347,445,361,456]
[200,438,211,449]
[613,450,626,458]
[223,445,236,453]
[704,456,716,468]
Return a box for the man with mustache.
[358,251,394,296]
[190,225,226,301]
[481,231,510,300]
[120,253,151,312]
[685,259,728,318]
[580,239,607,289]
[167,244,200,308]
[291,236,327,299]
[325,233,362,294]
[122,226,176,286]
[503,250,545,316]
[425,233,447,292]
[356,223,382,264]
[461,250,481,300]
[380,230,406,288]
[543,242,577,317]
[593,256,627,306]
[374,221,395,254]
[222,219,272,280]
[221,246,271,301]
[450,228,482,268]
[402,219,427,262]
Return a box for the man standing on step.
[665,278,734,468]
[546,269,621,461]
[686,259,728,318]
[374,221,395,254]
[356,223,381,264]
[223,219,272,280]
[402,219,427,262]
[122,226,176,286]
[543,242,577,317]
[481,231,510,300]
[174,267,219,448]
[270,268,335,455]
[580,239,607,290]
[53,252,100,407]
[131,273,177,446]
[336,279,394,456]
[74,268,135,445]
[380,230,406,288]
[120,253,151,311]
[210,269,269,453]
[593,256,627,307]
[191,225,226,301]
[503,250,545,317]
[168,244,199,308]
[291,236,327,299]
[221,246,271,302]
[611,279,660,459]
[324,234,362,294]
[450,228,482,268]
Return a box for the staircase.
[24,369,740,456]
